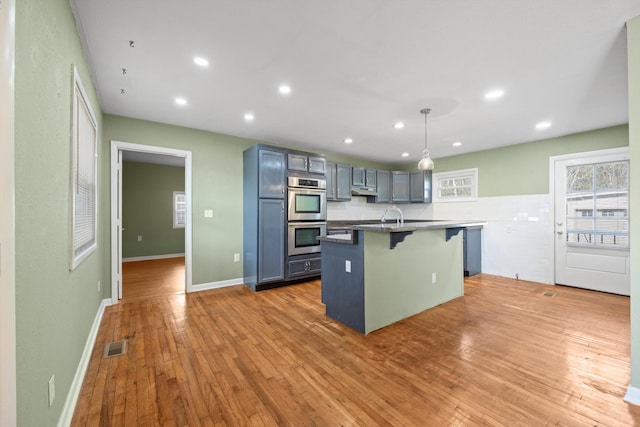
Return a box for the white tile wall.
[327,194,553,284]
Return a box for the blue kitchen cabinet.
[410,170,432,203]
[392,171,410,203]
[244,145,287,290]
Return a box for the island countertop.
[320,220,486,244]
[351,220,486,232]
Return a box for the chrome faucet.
[381,205,404,226]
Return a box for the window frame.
[70,65,98,270]
[432,168,478,203]
[173,191,186,229]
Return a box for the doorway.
[110,141,193,304]
[550,147,630,295]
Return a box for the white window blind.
[433,168,478,203]
[173,191,186,229]
[71,66,98,269]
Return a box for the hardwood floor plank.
[72,273,640,426]
[122,257,185,301]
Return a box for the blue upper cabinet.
[410,170,432,203]
[327,162,352,201]
[352,166,377,189]
[392,171,410,203]
[374,170,391,203]
[288,153,326,175]
[259,149,286,199]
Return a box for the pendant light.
[417,108,434,171]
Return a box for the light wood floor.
[122,257,185,301]
[72,274,640,426]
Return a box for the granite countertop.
[320,220,486,244]
[351,220,486,232]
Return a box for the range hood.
[351,187,378,197]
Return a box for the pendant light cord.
[420,108,431,154]
[424,110,427,151]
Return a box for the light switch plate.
[204,209,213,218]
[345,260,351,273]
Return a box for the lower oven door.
[288,222,326,256]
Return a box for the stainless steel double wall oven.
[287,176,327,257]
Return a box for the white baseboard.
[624,385,640,406]
[191,277,244,292]
[122,253,185,262]
[57,298,112,427]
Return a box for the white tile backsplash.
[327,194,553,284]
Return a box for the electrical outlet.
[345,260,351,273]
[204,209,213,218]
[431,272,437,284]
[233,253,240,262]
[137,235,142,242]
[48,374,55,407]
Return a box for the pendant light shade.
[418,108,434,171]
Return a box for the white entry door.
[553,149,630,295]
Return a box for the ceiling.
[70,1,640,165]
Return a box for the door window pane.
[565,161,629,248]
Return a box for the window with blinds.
[173,191,186,229]
[70,66,98,270]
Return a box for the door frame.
[0,0,16,424]
[110,140,193,304]
[548,146,629,286]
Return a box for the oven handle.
[288,221,327,228]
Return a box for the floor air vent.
[103,340,127,358]
[543,291,556,297]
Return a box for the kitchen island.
[319,220,485,334]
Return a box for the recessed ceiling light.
[393,122,405,129]
[535,121,551,130]
[278,84,291,95]
[193,57,209,67]
[484,89,505,100]
[452,141,463,147]
[344,138,353,144]
[244,113,255,122]
[401,152,409,157]
[175,97,187,106]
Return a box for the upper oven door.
[287,188,327,221]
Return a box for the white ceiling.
[71,1,640,165]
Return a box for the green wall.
[105,115,258,285]
[14,0,108,425]
[425,125,629,197]
[122,162,185,258]
[104,116,398,287]
[627,15,640,390]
